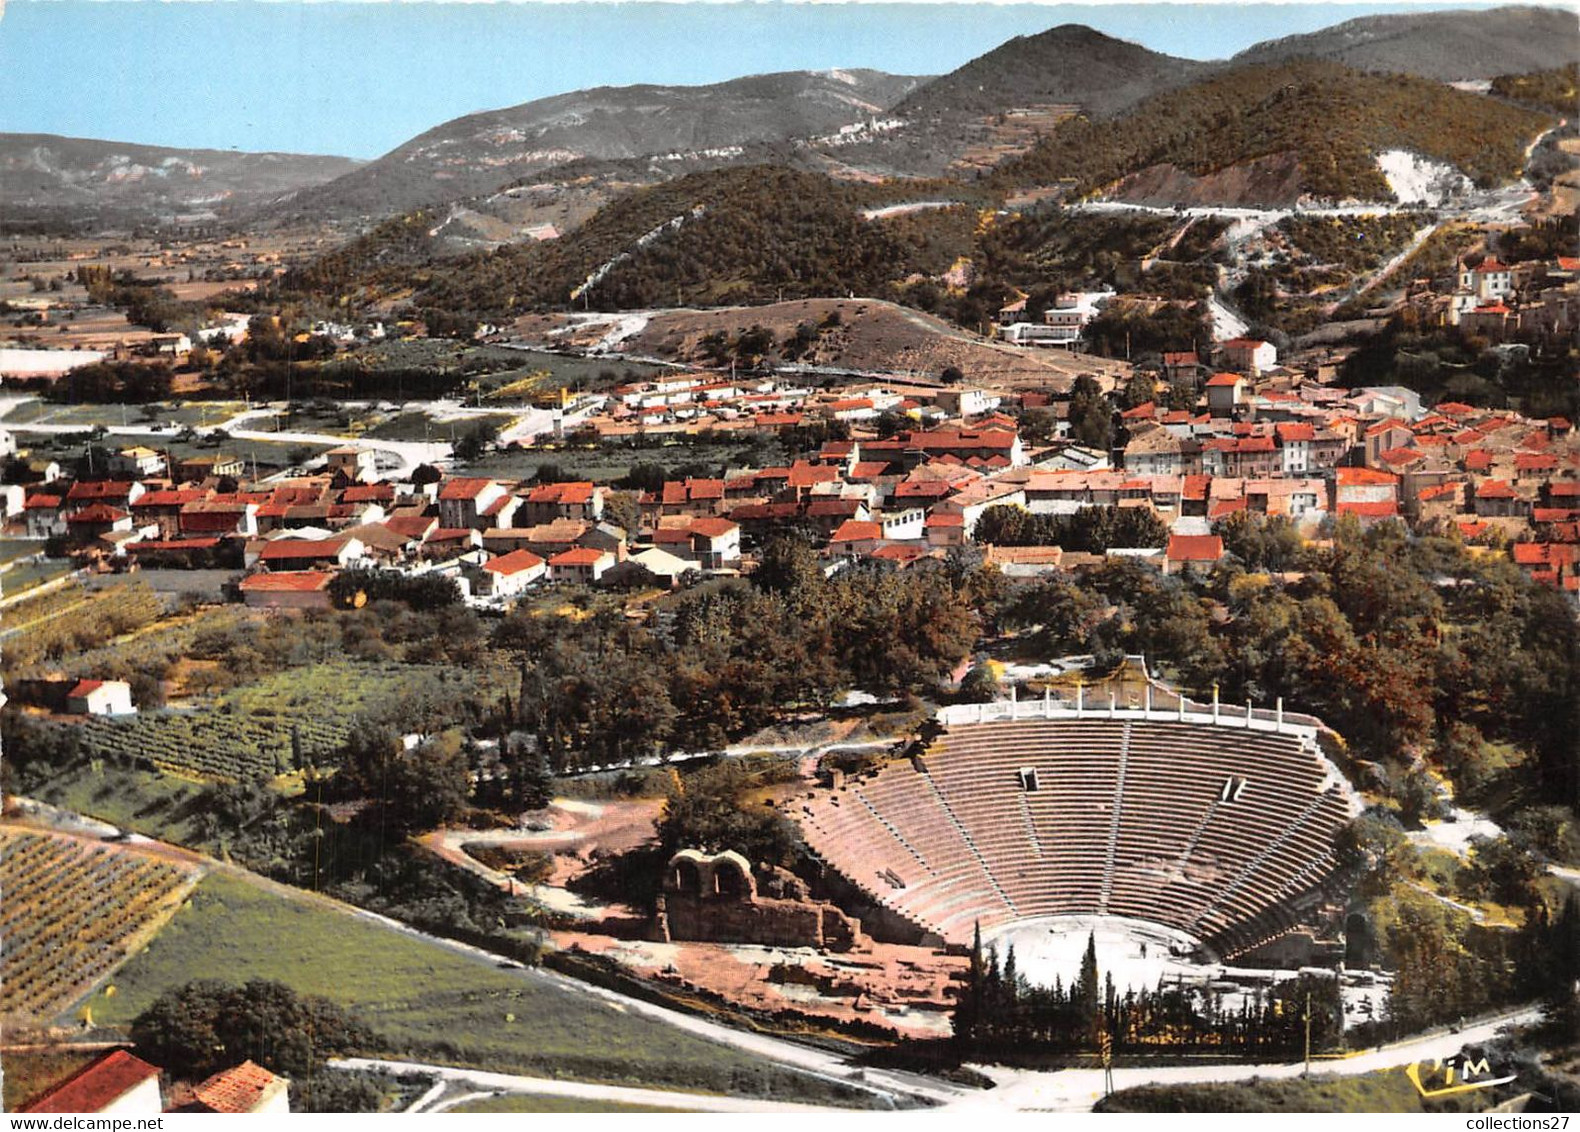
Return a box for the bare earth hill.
[510,297,1128,391]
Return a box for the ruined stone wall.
[656,849,867,951]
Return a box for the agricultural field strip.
[0,828,202,1023]
[75,659,513,781]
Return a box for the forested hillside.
[303,168,988,317]
[1490,63,1580,114]
[996,62,1554,202]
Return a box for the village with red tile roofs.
[4,302,1577,605]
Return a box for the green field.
[366,411,518,443]
[76,659,509,780]
[0,557,76,599]
[33,763,210,844]
[450,1092,685,1113]
[92,871,868,1103]
[0,400,245,428]
[1098,1069,1490,1113]
[0,538,47,566]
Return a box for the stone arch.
[710,850,755,901]
[665,849,709,895]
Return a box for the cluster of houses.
[18,1049,289,1115]
[551,370,1007,443]
[4,336,1576,609]
[1436,254,1580,346]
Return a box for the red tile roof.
[870,544,928,563]
[1337,501,1400,518]
[384,516,438,540]
[482,549,545,575]
[191,1061,282,1114]
[688,517,737,539]
[135,489,207,508]
[65,480,137,502]
[1205,372,1244,387]
[437,477,498,502]
[527,481,596,504]
[831,520,883,543]
[1167,534,1224,562]
[1378,447,1424,468]
[341,484,395,503]
[549,547,609,567]
[240,571,335,593]
[1476,480,1517,499]
[259,537,347,561]
[1334,467,1399,487]
[22,1050,160,1113]
[67,503,129,524]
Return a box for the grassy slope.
[33,764,210,844]
[1098,1068,1486,1113]
[90,871,858,1102]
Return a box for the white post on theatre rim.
[1076,681,1084,716]
[1212,682,1220,723]
[1144,684,1152,715]
[1246,699,1254,728]
[1108,690,1116,719]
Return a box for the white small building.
[21,1050,162,1115]
[1220,338,1277,377]
[326,446,378,484]
[66,678,135,716]
[1458,257,1514,302]
[477,548,546,597]
[109,447,166,477]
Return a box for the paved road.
[334,1056,851,1113]
[962,1005,1543,1112]
[0,399,453,479]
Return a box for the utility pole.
[1303,990,1312,1078]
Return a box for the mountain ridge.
[268,69,926,223]
[1231,4,1579,79]
[0,133,360,220]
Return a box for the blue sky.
[0,1,1516,159]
